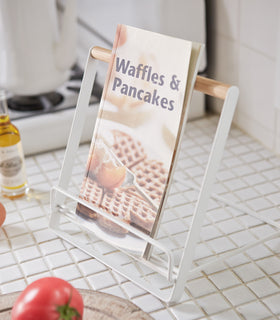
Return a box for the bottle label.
[0,142,27,189]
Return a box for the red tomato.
[11,277,83,320]
[0,202,6,227]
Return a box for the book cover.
[76,24,203,253]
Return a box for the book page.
[76,25,202,254]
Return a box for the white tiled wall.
[207,0,280,154]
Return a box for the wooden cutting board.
[0,289,154,319]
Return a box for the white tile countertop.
[0,115,280,319]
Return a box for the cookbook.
[76,24,204,253]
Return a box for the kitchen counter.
[0,115,279,319]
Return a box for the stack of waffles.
[76,130,167,235]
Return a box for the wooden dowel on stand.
[90,46,230,100]
[194,76,230,100]
[91,46,111,63]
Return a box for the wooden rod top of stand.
[195,76,231,100]
[90,46,230,100]
[91,46,111,63]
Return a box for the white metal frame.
[48,46,280,304]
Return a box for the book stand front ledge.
[49,46,279,304]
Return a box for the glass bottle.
[0,90,28,198]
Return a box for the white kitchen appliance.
[0,0,77,96]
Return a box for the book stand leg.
[49,46,279,304]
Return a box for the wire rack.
[47,46,279,305]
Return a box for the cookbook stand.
[49,46,265,304]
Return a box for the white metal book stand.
[48,46,275,304]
